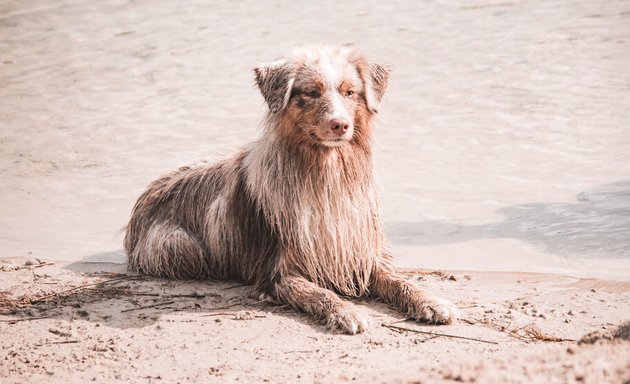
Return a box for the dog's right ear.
[254,60,295,114]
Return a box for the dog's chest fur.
[244,140,384,296]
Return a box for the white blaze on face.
[316,52,359,142]
[320,57,350,121]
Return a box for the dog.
[124,46,458,334]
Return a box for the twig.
[200,303,243,313]
[133,292,207,298]
[30,276,137,303]
[0,315,54,323]
[48,340,79,345]
[30,262,55,270]
[200,312,233,317]
[382,323,499,345]
[166,293,206,299]
[223,283,247,290]
[469,318,574,343]
[121,301,175,313]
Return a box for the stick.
[121,301,175,313]
[0,315,53,323]
[48,340,79,345]
[382,323,499,345]
[30,262,55,270]
[223,283,248,290]
[30,276,137,303]
[200,312,233,317]
[199,303,243,313]
[166,293,206,299]
[132,293,207,298]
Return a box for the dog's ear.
[254,60,295,114]
[351,53,390,113]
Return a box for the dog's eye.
[305,90,320,98]
[345,90,355,97]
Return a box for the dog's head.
[254,46,389,148]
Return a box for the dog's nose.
[329,118,350,136]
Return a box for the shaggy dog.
[124,46,458,334]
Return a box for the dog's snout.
[329,118,350,136]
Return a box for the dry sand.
[1,0,630,382]
[1,258,629,383]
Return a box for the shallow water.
[1,0,629,279]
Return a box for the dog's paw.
[410,297,459,325]
[328,307,369,335]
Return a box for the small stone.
[568,310,575,316]
[24,258,41,266]
[76,310,89,318]
[566,345,577,354]
[448,275,457,281]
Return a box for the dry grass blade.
[522,324,575,342]
[0,315,54,323]
[48,340,80,345]
[30,275,138,304]
[473,318,575,343]
[121,301,176,313]
[382,323,499,345]
[200,303,243,314]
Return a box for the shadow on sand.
[4,257,441,333]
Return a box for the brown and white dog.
[124,46,458,334]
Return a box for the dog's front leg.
[272,275,369,334]
[370,267,459,324]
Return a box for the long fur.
[124,46,458,334]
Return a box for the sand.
[1,0,629,382]
[1,258,629,383]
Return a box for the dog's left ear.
[351,53,390,113]
[254,60,295,114]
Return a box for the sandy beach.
[1,258,629,383]
[1,0,629,382]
